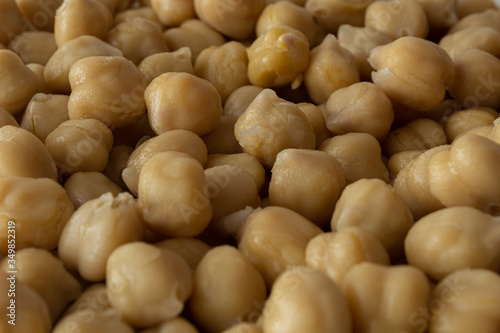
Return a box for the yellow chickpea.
[114,6,163,26]
[138,47,194,85]
[439,27,500,60]
[443,107,498,142]
[141,317,200,333]
[0,105,18,127]
[448,8,500,35]
[7,31,57,65]
[456,0,498,18]
[305,0,373,33]
[387,150,424,179]
[417,0,458,31]
[155,237,212,272]
[63,171,123,208]
[103,145,133,190]
[151,0,195,26]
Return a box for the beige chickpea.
[305,0,372,33]
[141,317,200,333]
[14,0,62,31]
[54,0,113,47]
[106,242,193,327]
[206,153,266,191]
[439,27,500,60]
[296,103,330,148]
[195,41,249,103]
[319,133,389,184]
[405,207,500,281]
[63,283,113,316]
[456,0,498,18]
[304,34,359,104]
[365,0,428,39]
[417,0,458,31]
[7,31,57,65]
[151,0,195,26]
[163,19,226,62]
[215,206,260,239]
[247,25,309,88]
[325,82,394,140]
[139,47,194,85]
[343,262,431,333]
[448,8,500,35]
[99,0,135,13]
[20,93,69,142]
[107,17,168,65]
[194,0,265,40]
[201,115,241,154]
[0,176,73,254]
[369,36,455,111]
[261,266,352,333]
[145,72,222,136]
[155,237,212,272]
[1,248,81,321]
[331,178,413,259]
[449,49,500,109]
[387,149,423,179]
[0,126,57,180]
[138,151,212,237]
[53,311,134,333]
[189,245,267,333]
[444,107,498,142]
[382,118,447,157]
[237,206,323,287]
[112,114,156,148]
[0,0,24,45]
[0,50,39,115]
[305,227,390,286]
[234,89,315,169]
[428,268,500,333]
[64,171,123,208]
[25,62,52,94]
[115,6,163,26]
[223,85,264,120]
[123,129,207,195]
[337,24,393,81]
[45,119,113,174]
[103,145,133,189]
[0,105,18,127]
[256,1,317,45]
[221,323,262,333]
[269,149,345,227]
[68,56,147,128]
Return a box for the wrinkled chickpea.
[7,31,57,65]
[387,149,423,179]
[448,8,500,34]
[456,0,498,18]
[151,0,195,27]
[319,133,390,184]
[304,34,359,104]
[63,283,113,316]
[439,27,500,60]
[103,145,133,190]
[305,0,372,33]
[155,237,212,272]
[106,242,193,328]
[443,107,498,142]
[141,317,200,333]
[64,171,123,209]
[138,47,194,85]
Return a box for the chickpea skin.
[150,0,195,27]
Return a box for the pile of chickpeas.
[1,0,500,332]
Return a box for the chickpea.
[13,0,59,30]
[64,172,123,208]
[7,31,57,65]
[223,85,264,120]
[54,0,113,47]
[103,145,133,190]
[155,237,212,272]
[151,0,195,27]
[237,206,323,287]
[304,34,359,104]
[53,311,134,333]
[44,35,123,94]
[305,0,372,33]
[138,151,212,237]
[26,63,50,94]
[112,114,156,148]
[114,6,163,26]
[145,72,222,136]
[387,149,424,179]
[439,27,500,60]
[195,41,249,103]
[189,245,266,333]
[0,0,24,45]
[194,0,265,40]
[456,0,498,18]
[141,317,200,333]
[234,89,315,169]
[343,262,431,333]
[63,283,113,316]
[368,36,455,111]
[448,49,500,109]
[0,126,57,180]
[138,47,194,85]
[305,227,390,286]
[1,248,81,321]
[261,266,352,333]
[428,268,500,333]
[206,153,266,191]
[443,107,498,142]
[247,25,309,88]
[0,50,39,114]
[417,0,458,31]
[382,118,447,157]
[100,0,135,13]
[221,323,262,333]
[106,242,193,327]
[107,17,168,65]
[163,19,226,62]
[20,93,69,142]
[44,119,113,174]
[325,82,394,140]
[320,133,389,184]
[0,105,18,127]
[448,8,500,35]
[214,206,260,239]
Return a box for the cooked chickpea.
[382,118,448,157]
[194,0,265,40]
[305,227,390,286]
[20,93,69,142]
[138,151,212,237]
[223,85,264,120]
[195,41,249,103]
[123,129,207,196]
[237,206,323,286]
[26,62,52,93]
[141,317,200,333]
[139,47,194,85]
[448,8,500,34]
[63,283,113,316]
[44,35,123,94]
[114,6,163,26]
[234,89,315,169]
[448,49,500,109]
[456,0,498,18]
[261,266,352,333]
[343,262,431,333]
[0,0,24,45]
[155,237,212,271]
[44,119,113,174]
[0,50,39,114]
[443,107,498,142]
[68,56,147,128]
[103,145,133,189]
[189,245,267,333]
[64,172,123,208]
[206,153,266,191]
[221,323,262,333]
[417,0,458,31]
[14,0,62,31]
[7,31,57,65]
[106,242,193,327]
[369,36,455,111]
[145,72,222,136]
[151,0,195,26]
[305,0,372,33]
[325,82,394,140]
[0,105,18,127]
[107,17,168,65]
[320,133,389,184]
[0,125,57,180]
[53,311,134,333]
[304,34,359,104]
[1,248,81,321]
[439,27,500,60]
[428,268,500,333]
[295,103,329,148]
[0,176,73,255]
[387,149,423,179]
